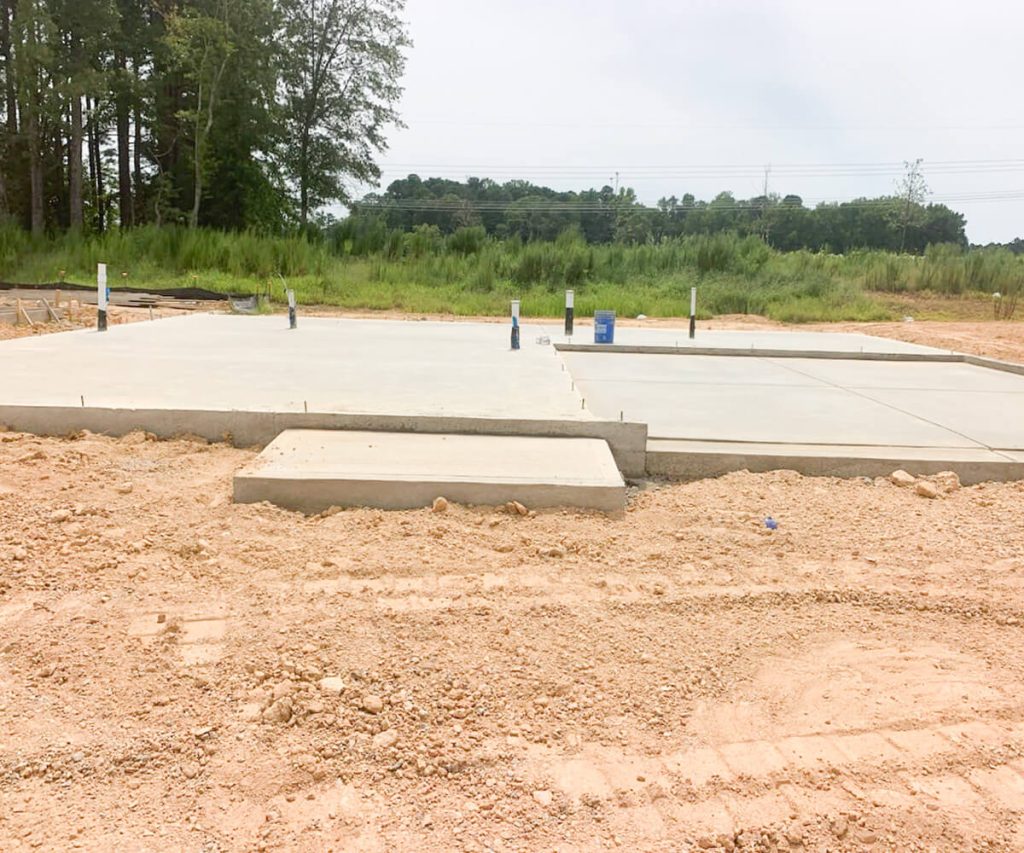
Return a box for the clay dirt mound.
[2,431,1024,851]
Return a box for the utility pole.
[761,164,772,242]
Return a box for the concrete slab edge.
[0,405,649,479]
[964,354,1024,377]
[555,343,964,362]
[557,343,1024,382]
[646,443,1024,485]
[233,475,626,514]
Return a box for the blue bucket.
[594,310,616,344]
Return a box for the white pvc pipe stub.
[97,263,108,332]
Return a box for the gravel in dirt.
[2,430,1024,850]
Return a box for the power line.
[379,157,1024,169]
[374,158,1024,182]
[401,117,1024,132]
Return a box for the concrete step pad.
[234,430,626,513]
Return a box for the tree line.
[0,0,408,236]
[347,174,970,255]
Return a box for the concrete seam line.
[554,343,966,362]
[558,344,1024,378]
[762,356,996,453]
[645,436,995,450]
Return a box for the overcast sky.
[370,0,1024,243]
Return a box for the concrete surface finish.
[234,430,626,512]
[0,313,585,419]
[0,315,656,477]
[562,351,1024,455]
[541,324,945,354]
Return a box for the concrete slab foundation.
[0,314,647,477]
[2,314,1023,495]
[0,314,584,419]
[563,347,1024,484]
[562,351,1024,449]
[234,430,626,512]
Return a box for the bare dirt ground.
[2,430,1024,851]
[0,304,195,341]
[814,321,1024,363]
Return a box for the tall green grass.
[1,224,1020,322]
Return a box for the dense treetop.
[0,0,409,235]
[345,175,970,254]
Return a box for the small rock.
[532,789,553,807]
[785,823,804,846]
[915,481,939,499]
[120,431,155,445]
[933,470,961,492]
[431,496,449,513]
[889,469,916,487]
[272,681,294,700]
[372,729,398,750]
[180,761,200,779]
[318,676,345,695]
[50,509,72,523]
[494,544,514,553]
[696,837,715,850]
[508,501,528,516]
[262,697,293,724]
[856,829,877,845]
[830,816,849,839]
[361,694,384,714]
[11,546,27,561]
[541,546,565,558]
[240,702,263,722]
[116,482,134,495]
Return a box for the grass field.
[0,225,1020,322]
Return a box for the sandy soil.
[0,305,195,341]
[811,321,1024,363]
[2,431,1024,851]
